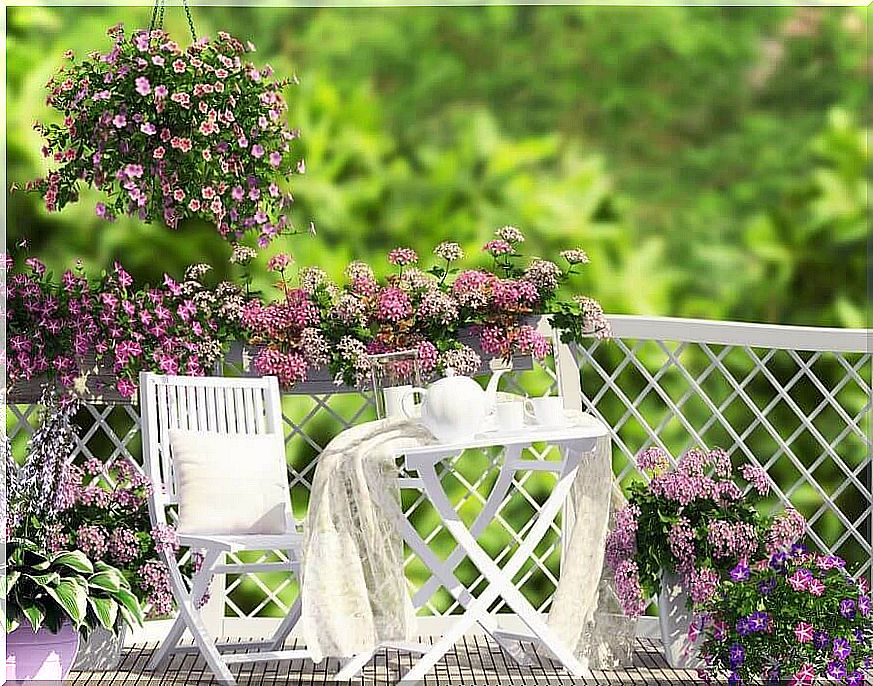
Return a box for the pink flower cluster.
[479,325,551,361]
[254,347,308,387]
[707,520,758,561]
[387,247,418,267]
[377,287,413,323]
[6,255,241,398]
[740,463,770,495]
[605,504,640,569]
[29,26,304,244]
[766,508,806,554]
[613,559,647,618]
[139,559,174,616]
[648,448,740,506]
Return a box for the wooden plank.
[71,640,700,685]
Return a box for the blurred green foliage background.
[6,4,869,327]
[6,4,871,617]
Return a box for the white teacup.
[524,397,566,427]
[383,385,416,419]
[495,400,525,431]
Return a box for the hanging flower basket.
[27,23,305,246]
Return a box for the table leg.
[411,447,521,608]
[403,457,587,680]
[395,510,532,666]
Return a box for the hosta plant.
[698,549,873,686]
[27,25,305,245]
[3,539,144,637]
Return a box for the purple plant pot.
[6,624,80,682]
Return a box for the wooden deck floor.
[70,638,699,685]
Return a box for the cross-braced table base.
[338,426,606,684]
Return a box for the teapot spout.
[484,362,511,410]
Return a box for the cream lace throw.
[301,419,435,663]
[301,412,625,666]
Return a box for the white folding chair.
[139,372,311,684]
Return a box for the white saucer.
[476,420,575,437]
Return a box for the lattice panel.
[8,330,868,625]
[5,362,561,624]
[572,338,872,581]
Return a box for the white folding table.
[370,422,609,683]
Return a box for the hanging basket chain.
[148,0,197,43]
[148,0,164,35]
[184,0,198,41]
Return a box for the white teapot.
[400,368,507,443]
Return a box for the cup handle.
[523,399,536,421]
[400,387,427,419]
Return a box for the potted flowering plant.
[237,226,611,389]
[604,447,789,668]
[26,25,305,246]
[5,252,247,401]
[44,457,196,670]
[698,549,873,686]
[3,396,144,681]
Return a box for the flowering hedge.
[605,447,795,617]
[26,25,304,246]
[699,549,872,686]
[239,226,611,387]
[4,226,610,397]
[5,254,245,399]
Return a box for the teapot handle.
[400,387,427,419]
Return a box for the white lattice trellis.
[6,316,870,632]
[572,316,872,581]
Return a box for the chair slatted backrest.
[139,372,285,525]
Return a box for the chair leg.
[266,556,303,651]
[268,595,302,651]
[154,549,236,684]
[148,548,222,671]
[334,649,378,681]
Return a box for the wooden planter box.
[5,354,131,405]
[224,336,534,396]
[5,326,539,404]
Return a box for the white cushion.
[168,430,292,535]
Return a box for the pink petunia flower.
[135,76,151,96]
[251,144,265,158]
[113,114,127,128]
[794,622,814,644]
[269,151,282,167]
[154,85,169,98]
[807,579,826,596]
[153,146,165,160]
